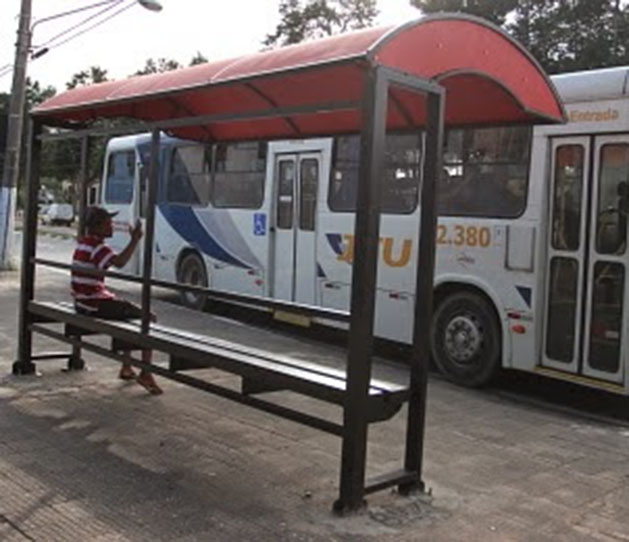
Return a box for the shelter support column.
[77,135,90,238]
[140,129,160,334]
[335,66,388,514]
[68,135,91,371]
[399,91,445,494]
[14,120,42,375]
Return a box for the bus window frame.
[103,149,136,205]
[327,132,423,216]
[210,140,267,210]
[436,124,533,220]
[165,143,212,208]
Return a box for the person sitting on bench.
[71,206,163,395]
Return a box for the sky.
[0,0,419,94]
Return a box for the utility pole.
[0,0,32,270]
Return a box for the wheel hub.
[444,315,483,363]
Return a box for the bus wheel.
[431,291,500,388]
[177,253,208,310]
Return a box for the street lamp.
[0,0,162,270]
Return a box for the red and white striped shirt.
[71,235,117,312]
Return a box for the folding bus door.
[543,135,628,385]
[581,136,629,383]
[542,138,591,373]
[272,153,320,305]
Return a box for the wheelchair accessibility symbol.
[253,213,267,236]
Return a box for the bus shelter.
[16,14,564,513]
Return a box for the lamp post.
[0,0,162,270]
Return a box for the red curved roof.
[33,14,564,140]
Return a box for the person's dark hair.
[85,206,118,232]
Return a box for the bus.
[99,65,629,393]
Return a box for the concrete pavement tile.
[571,512,629,541]
[542,472,622,509]
[519,438,587,466]
[586,485,629,522]
[0,523,32,542]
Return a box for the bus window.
[104,151,135,204]
[167,145,211,206]
[299,158,318,231]
[276,160,295,229]
[552,145,584,251]
[437,126,531,218]
[596,144,629,255]
[328,134,421,213]
[329,136,359,212]
[382,134,421,213]
[212,141,266,209]
[546,257,579,363]
[589,262,624,373]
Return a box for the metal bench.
[27,300,409,434]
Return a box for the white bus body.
[101,66,629,394]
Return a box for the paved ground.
[1,263,629,541]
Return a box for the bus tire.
[431,291,500,388]
[177,252,208,310]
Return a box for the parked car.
[41,203,74,226]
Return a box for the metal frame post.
[335,66,388,514]
[14,119,41,375]
[399,90,445,494]
[68,134,91,371]
[140,129,160,333]
[77,135,90,238]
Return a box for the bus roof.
[552,66,629,103]
[33,14,564,140]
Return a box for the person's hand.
[129,220,143,242]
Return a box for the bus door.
[272,153,320,305]
[543,136,628,384]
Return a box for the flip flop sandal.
[119,367,137,381]
[136,375,163,395]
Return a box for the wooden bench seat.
[28,301,409,425]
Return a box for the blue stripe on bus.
[515,286,532,308]
[325,233,344,256]
[158,204,250,269]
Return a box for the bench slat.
[28,301,408,414]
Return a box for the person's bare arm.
[110,222,143,268]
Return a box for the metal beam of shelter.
[17,14,565,513]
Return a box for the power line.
[32,0,126,52]
[44,2,136,53]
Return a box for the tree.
[134,57,182,75]
[66,66,108,90]
[409,0,517,26]
[410,0,629,74]
[508,0,629,73]
[189,52,208,66]
[264,0,378,47]
[25,78,56,107]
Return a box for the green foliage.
[410,0,517,25]
[264,0,378,47]
[25,78,56,108]
[189,52,208,66]
[410,0,629,73]
[508,0,629,73]
[66,66,109,90]
[134,57,182,75]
